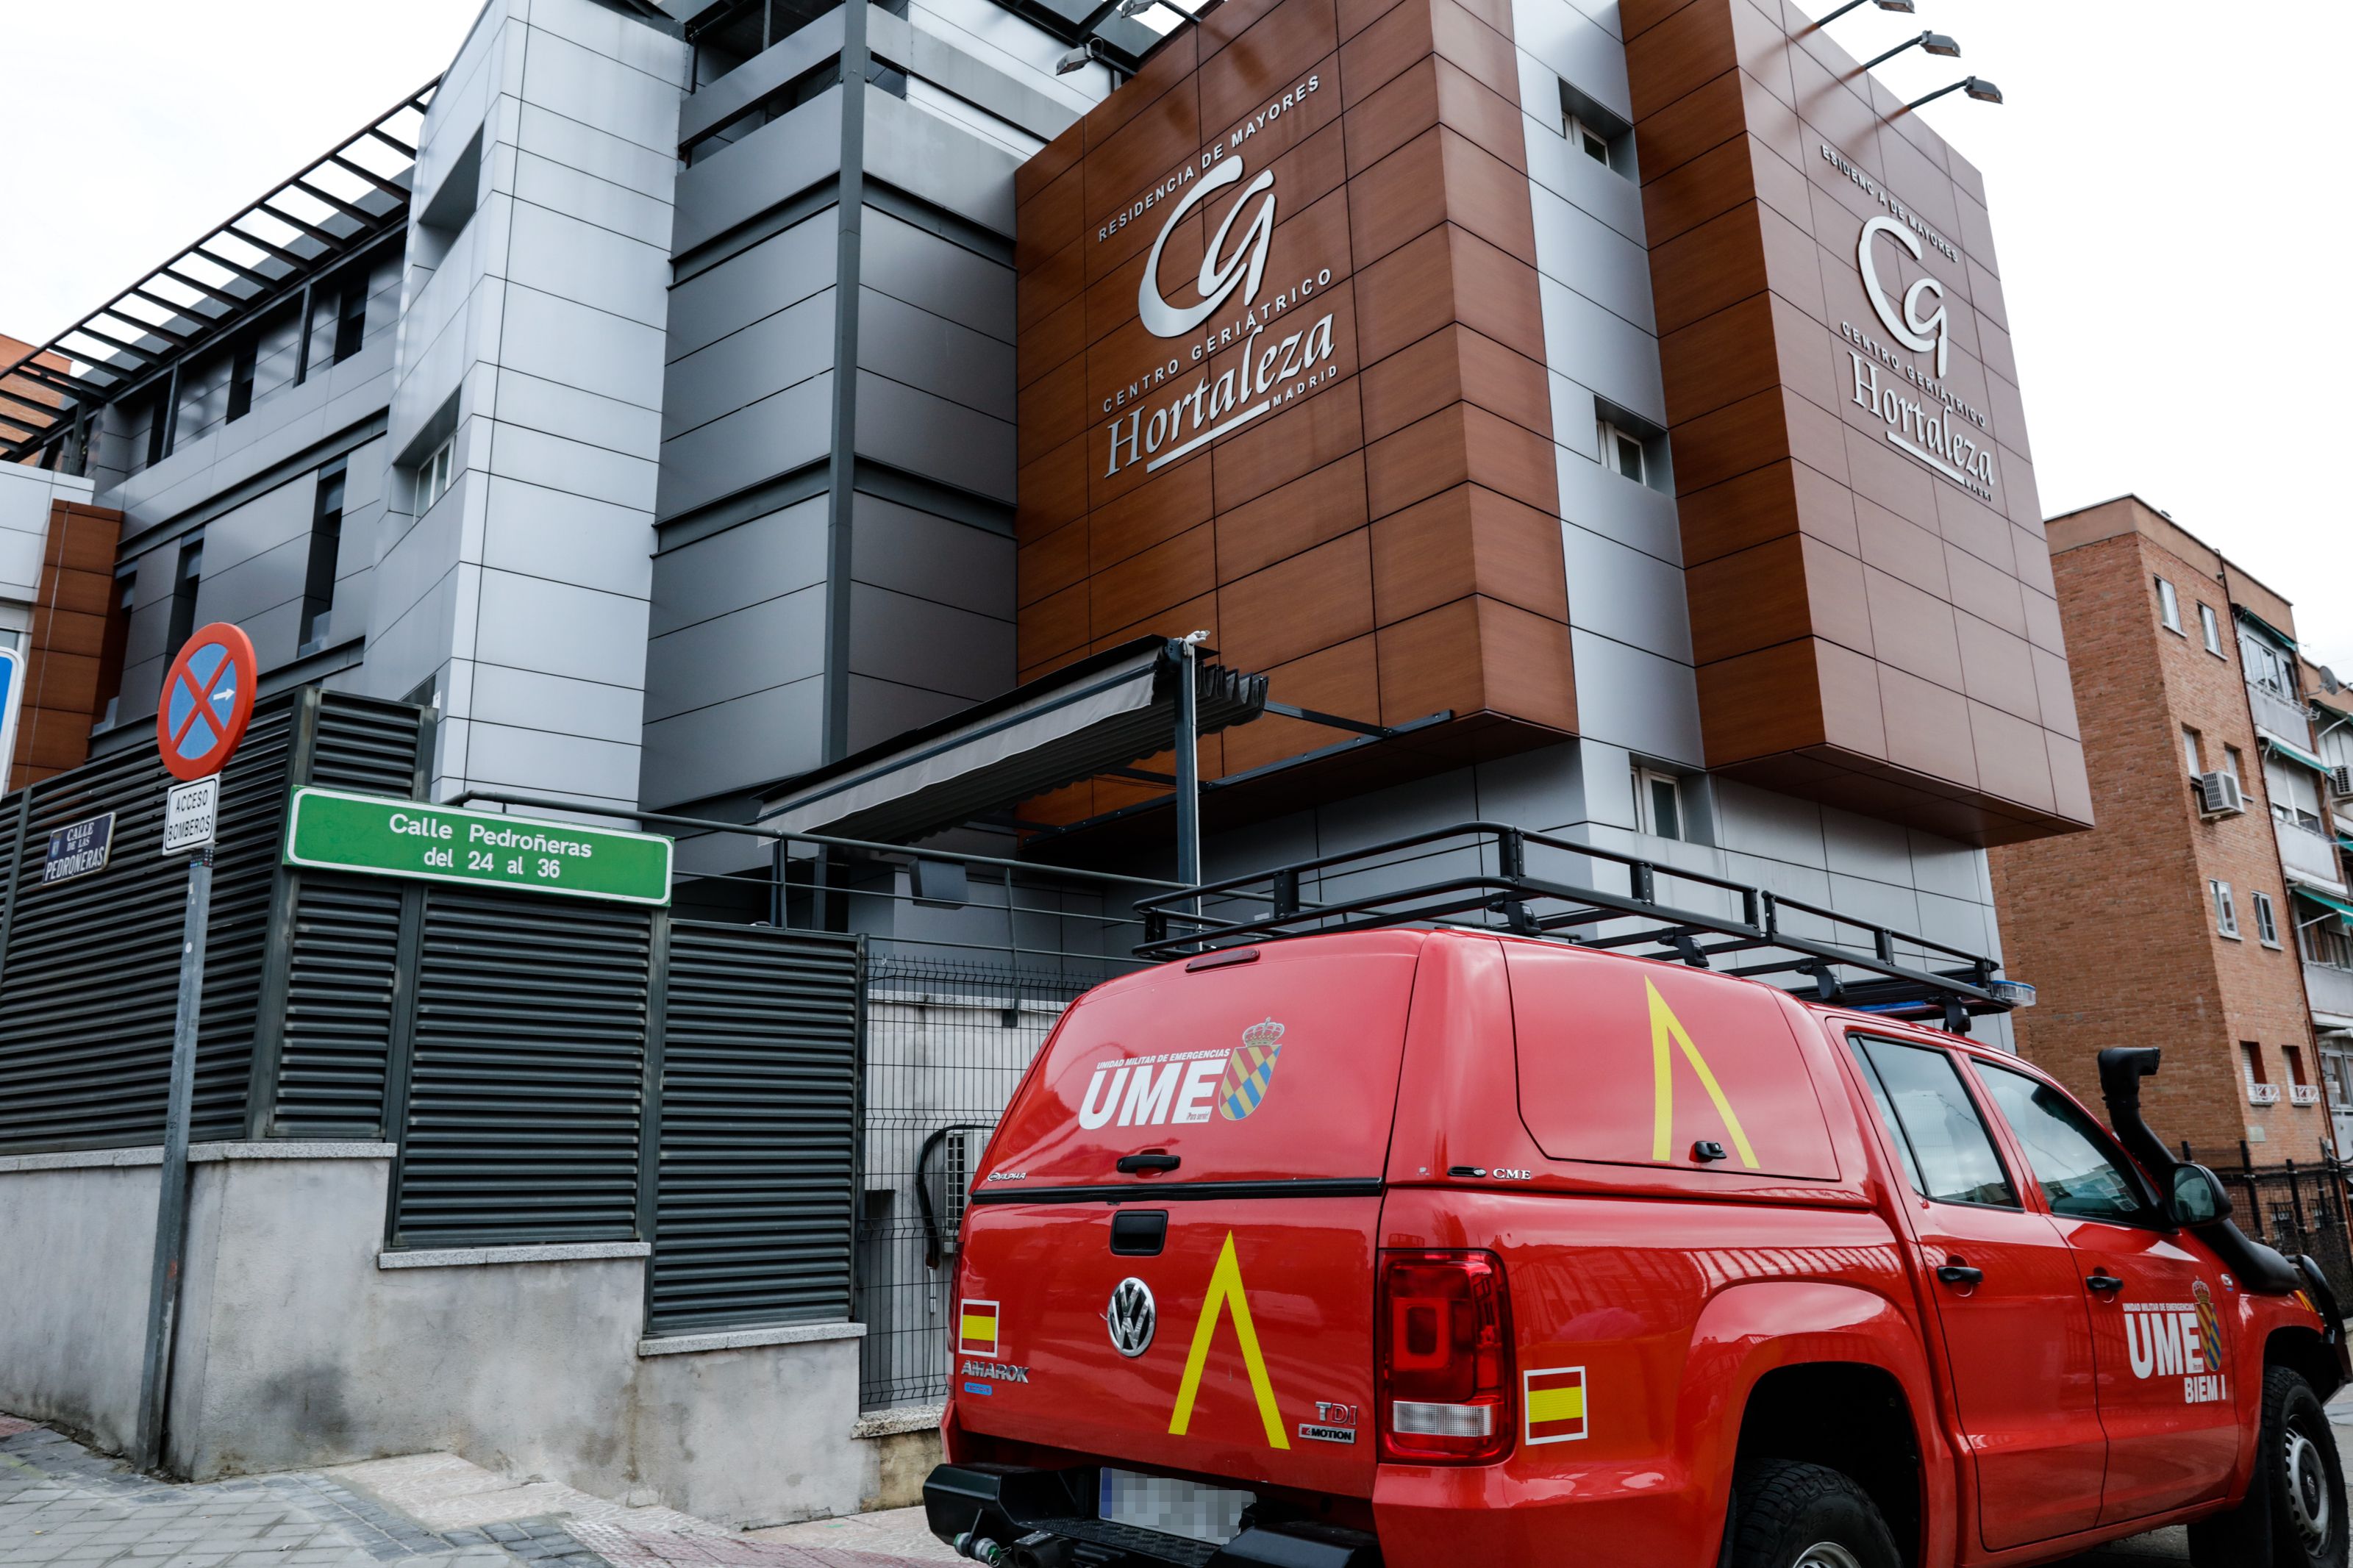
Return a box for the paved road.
[10,1399,2353,1568]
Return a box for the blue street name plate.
[44,813,117,886]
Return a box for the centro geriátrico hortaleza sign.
[283,787,673,906]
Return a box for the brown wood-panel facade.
[1012,0,1573,828]
[11,501,124,788]
[1627,0,2091,847]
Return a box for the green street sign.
[283,788,672,906]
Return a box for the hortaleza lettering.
[1097,75,1341,479]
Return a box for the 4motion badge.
[1106,1277,1156,1357]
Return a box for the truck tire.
[2188,1365,2347,1568]
[1721,1459,1902,1568]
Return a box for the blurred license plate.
[1098,1467,1252,1546]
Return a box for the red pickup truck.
[925,827,2349,1568]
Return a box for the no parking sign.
[155,623,257,782]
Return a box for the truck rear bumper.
[923,1464,1382,1568]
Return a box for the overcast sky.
[2,1,2344,665]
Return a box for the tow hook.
[954,1534,1004,1566]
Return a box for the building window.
[2243,1042,2269,1088]
[1600,420,1646,484]
[2284,1044,2309,1086]
[2265,753,2325,832]
[1633,766,1682,840]
[2198,601,2224,656]
[415,437,455,515]
[2241,629,2296,697]
[226,339,258,423]
[2211,878,2239,939]
[2182,726,2203,774]
[333,281,368,364]
[2155,575,2181,633]
[1555,81,1632,178]
[299,471,345,654]
[165,537,204,663]
[2253,889,2281,948]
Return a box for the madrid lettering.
[1094,75,1342,479]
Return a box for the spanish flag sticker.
[1525,1367,1588,1444]
[959,1298,1000,1359]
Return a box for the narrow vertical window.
[333,281,368,364]
[2181,726,2202,774]
[2155,575,2180,631]
[226,340,257,422]
[2253,891,2280,948]
[2198,601,2224,656]
[165,537,204,662]
[299,471,346,654]
[2211,879,2238,938]
[1633,765,1683,841]
[94,574,135,729]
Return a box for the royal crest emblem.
[2193,1278,2224,1371]
[1217,1019,1285,1121]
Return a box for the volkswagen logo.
[1105,1277,1156,1358]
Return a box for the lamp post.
[1863,29,1960,70]
[1813,0,1913,24]
[1906,76,2004,110]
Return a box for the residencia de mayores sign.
[1098,71,1338,479]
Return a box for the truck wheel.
[2187,1366,2347,1568]
[1722,1459,1902,1568]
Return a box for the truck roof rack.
[1133,821,2027,1031]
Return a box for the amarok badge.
[1218,1019,1285,1121]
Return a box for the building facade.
[1,0,2085,1517]
[1990,497,2344,1163]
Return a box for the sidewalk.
[10,1398,2352,1568]
[0,1417,949,1568]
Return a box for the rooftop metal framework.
[1,82,438,466]
[1135,821,2030,1030]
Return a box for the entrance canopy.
[755,638,1267,844]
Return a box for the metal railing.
[2181,1145,2353,1306]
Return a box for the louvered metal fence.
[649,924,862,1333]
[0,688,421,1153]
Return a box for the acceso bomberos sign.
[1098,69,1338,479]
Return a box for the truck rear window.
[1506,945,1839,1179]
[981,936,1423,1187]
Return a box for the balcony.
[2249,682,2315,750]
[2277,817,2348,893]
[2293,1084,2324,1107]
[2307,962,2353,1023]
[2249,1082,2282,1106]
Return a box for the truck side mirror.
[2171,1163,2232,1226]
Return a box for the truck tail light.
[1377,1250,1515,1463]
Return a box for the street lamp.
[1815,0,1914,22]
[1906,75,2004,109]
[1863,30,1960,69]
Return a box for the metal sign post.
[133,845,213,1472]
[133,623,255,1473]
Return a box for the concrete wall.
[167,1149,863,1522]
[0,1152,163,1453]
[1,1145,871,1526]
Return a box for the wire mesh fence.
[856,954,1095,1410]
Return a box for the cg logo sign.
[1857,215,1949,378]
[1139,154,1277,339]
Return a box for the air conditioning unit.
[2329,765,2353,801]
[2196,770,2247,817]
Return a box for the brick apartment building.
[1992,496,2347,1162]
